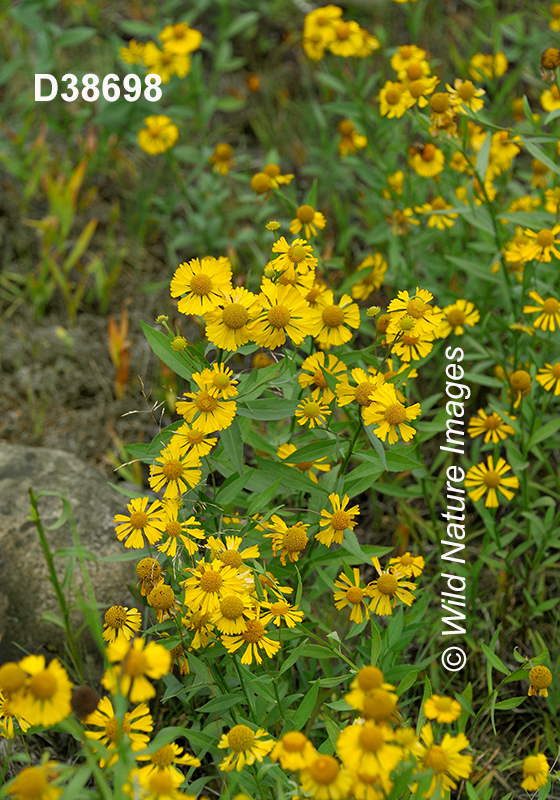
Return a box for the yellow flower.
[344,666,395,713]
[541,82,560,111]
[142,41,191,83]
[387,206,420,236]
[523,291,560,330]
[299,754,353,798]
[366,558,417,615]
[84,696,153,767]
[16,656,72,728]
[209,142,234,175]
[509,369,532,408]
[259,599,304,628]
[290,205,327,238]
[436,299,480,337]
[387,326,435,362]
[428,92,456,135]
[114,496,166,549]
[387,287,441,338]
[159,22,202,54]
[333,568,370,624]
[172,423,217,460]
[102,605,142,643]
[155,503,204,557]
[304,5,342,47]
[467,409,515,444]
[408,143,445,177]
[137,116,179,155]
[0,691,30,739]
[469,51,508,81]
[487,131,521,180]
[447,78,485,112]
[262,162,294,187]
[415,197,458,230]
[171,255,233,316]
[417,723,473,798]
[203,286,261,352]
[531,158,549,188]
[327,19,364,57]
[536,362,560,395]
[362,383,421,445]
[270,731,317,771]
[207,534,260,568]
[390,44,426,74]
[337,118,367,156]
[295,396,331,428]
[317,492,360,547]
[379,81,415,118]
[250,282,313,349]
[388,552,424,577]
[148,438,202,498]
[465,455,519,508]
[336,367,381,409]
[7,763,62,800]
[276,443,331,485]
[136,740,200,785]
[176,374,237,433]
[351,253,387,300]
[298,351,346,402]
[182,559,249,616]
[336,721,402,779]
[268,236,318,280]
[551,2,560,30]
[406,75,440,107]
[528,665,552,697]
[310,291,360,346]
[397,56,431,84]
[522,753,550,792]
[221,611,281,666]
[120,39,145,65]
[218,724,274,772]
[424,694,462,723]
[102,637,171,702]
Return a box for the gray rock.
[0,444,140,676]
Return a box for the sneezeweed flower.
[295,396,331,428]
[541,47,560,79]
[328,19,364,56]
[137,116,179,155]
[159,22,202,54]
[299,754,353,798]
[360,687,399,724]
[250,282,313,349]
[260,599,304,628]
[379,81,415,118]
[528,665,552,697]
[509,369,532,408]
[317,493,360,547]
[102,637,171,702]
[142,42,191,83]
[337,118,367,156]
[263,163,294,187]
[290,205,327,238]
[102,605,142,643]
[218,724,274,772]
[270,731,317,771]
[298,351,346,403]
[424,694,462,723]
[136,740,201,785]
[276,443,331,484]
[147,583,179,622]
[541,83,560,111]
[7,763,62,800]
[469,51,508,81]
[362,383,422,445]
[136,557,163,597]
[114,496,166,549]
[211,594,256,635]
[487,131,521,180]
[387,207,420,235]
[203,286,261,352]
[263,516,310,565]
[465,455,519,508]
[390,44,426,73]
[336,721,402,778]
[182,559,249,616]
[415,196,458,230]
[388,552,425,577]
[417,723,473,798]
[366,558,417,616]
[523,291,560,331]
[408,143,445,177]
[16,656,73,727]
[0,692,30,739]
[84,696,153,766]
[351,253,387,300]
[405,75,439,107]
[268,236,318,279]
[551,3,560,30]
[467,409,516,444]
[388,327,435,362]
[383,169,404,198]
[209,535,260,570]
[522,753,550,792]
[447,78,485,112]
[148,439,202,498]
[333,568,370,624]
[387,287,441,338]
[172,423,217,460]
[184,609,215,650]
[171,255,232,316]
[436,299,480,337]
[310,291,360,346]
[197,363,238,399]
[519,226,560,262]
[120,39,145,65]
[176,377,237,433]
[209,142,235,175]
[336,367,381,409]
[428,92,456,135]
[221,611,281,665]
[536,362,560,395]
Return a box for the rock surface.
[0,444,138,671]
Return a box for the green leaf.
[397,669,418,695]
[237,398,299,421]
[288,439,339,464]
[370,619,382,665]
[522,139,560,177]
[57,27,96,46]
[246,477,283,516]
[529,418,560,448]
[364,425,387,470]
[140,321,196,381]
[220,418,244,474]
[475,132,491,180]
[480,642,509,675]
[279,638,309,676]
[198,693,246,713]
[493,696,526,710]
[302,644,335,659]
[223,11,259,38]
[290,682,320,730]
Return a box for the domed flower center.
[289,244,308,262]
[510,370,531,391]
[148,585,175,609]
[542,48,560,69]
[335,21,350,39]
[406,62,423,80]
[435,696,453,711]
[398,315,416,331]
[189,273,213,296]
[162,459,184,480]
[537,229,554,247]
[430,92,450,113]
[357,666,384,691]
[529,666,552,688]
[282,731,307,752]
[338,119,354,135]
[213,373,231,389]
[303,401,321,417]
[384,402,406,425]
[242,620,265,643]
[362,689,396,721]
[196,391,219,412]
[129,510,149,530]
[523,755,543,776]
[484,414,501,430]
[431,197,448,210]
[13,768,47,796]
[264,163,280,178]
[483,470,501,488]
[220,549,243,568]
[200,570,223,593]
[425,744,450,773]
[407,297,427,318]
[446,308,466,327]
[29,671,57,700]
[359,724,384,752]
[124,649,147,677]
[161,52,172,65]
[312,369,328,388]
[220,595,245,620]
[284,525,308,552]
[270,601,290,615]
[400,553,413,565]
[296,460,315,472]
[408,79,426,98]
[251,173,272,193]
[421,144,437,161]
[136,558,161,580]
[166,521,182,538]
[184,430,204,446]
[355,381,375,406]
[385,85,403,105]
[543,297,559,314]
[228,724,255,751]
[553,3,560,18]
[322,305,345,327]
[309,755,340,784]
[400,45,413,58]
[297,205,316,223]
[552,363,560,378]
[105,606,128,628]
[330,510,351,530]
[215,143,232,159]
[402,333,419,345]
[267,305,291,328]
[0,663,26,694]
[346,586,364,604]
[458,81,476,100]
[377,573,398,595]
[151,744,176,767]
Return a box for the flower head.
[465,455,519,508]
[171,256,232,316]
[310,291,360,346]
[417,723,473,798]
[317,493,360,547]
[528,665,552,697]
[362,383,422,445]
[102,605,142,643]
[102,637,171,702]
[523,291,560,331]
[522,753,550,791]
[290,205,327,239]
[16,656,72,728]
[424,694,462,723]
[270,730,317,771]
[536,362,560,395]
[148,438,202,498]
[209,142,235,175]
[366,558,417,616]
[84,695,153,766]
[138,116,179,155]
[114,497,166,549]
[218,724,274,772]
[333,568,370,624]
